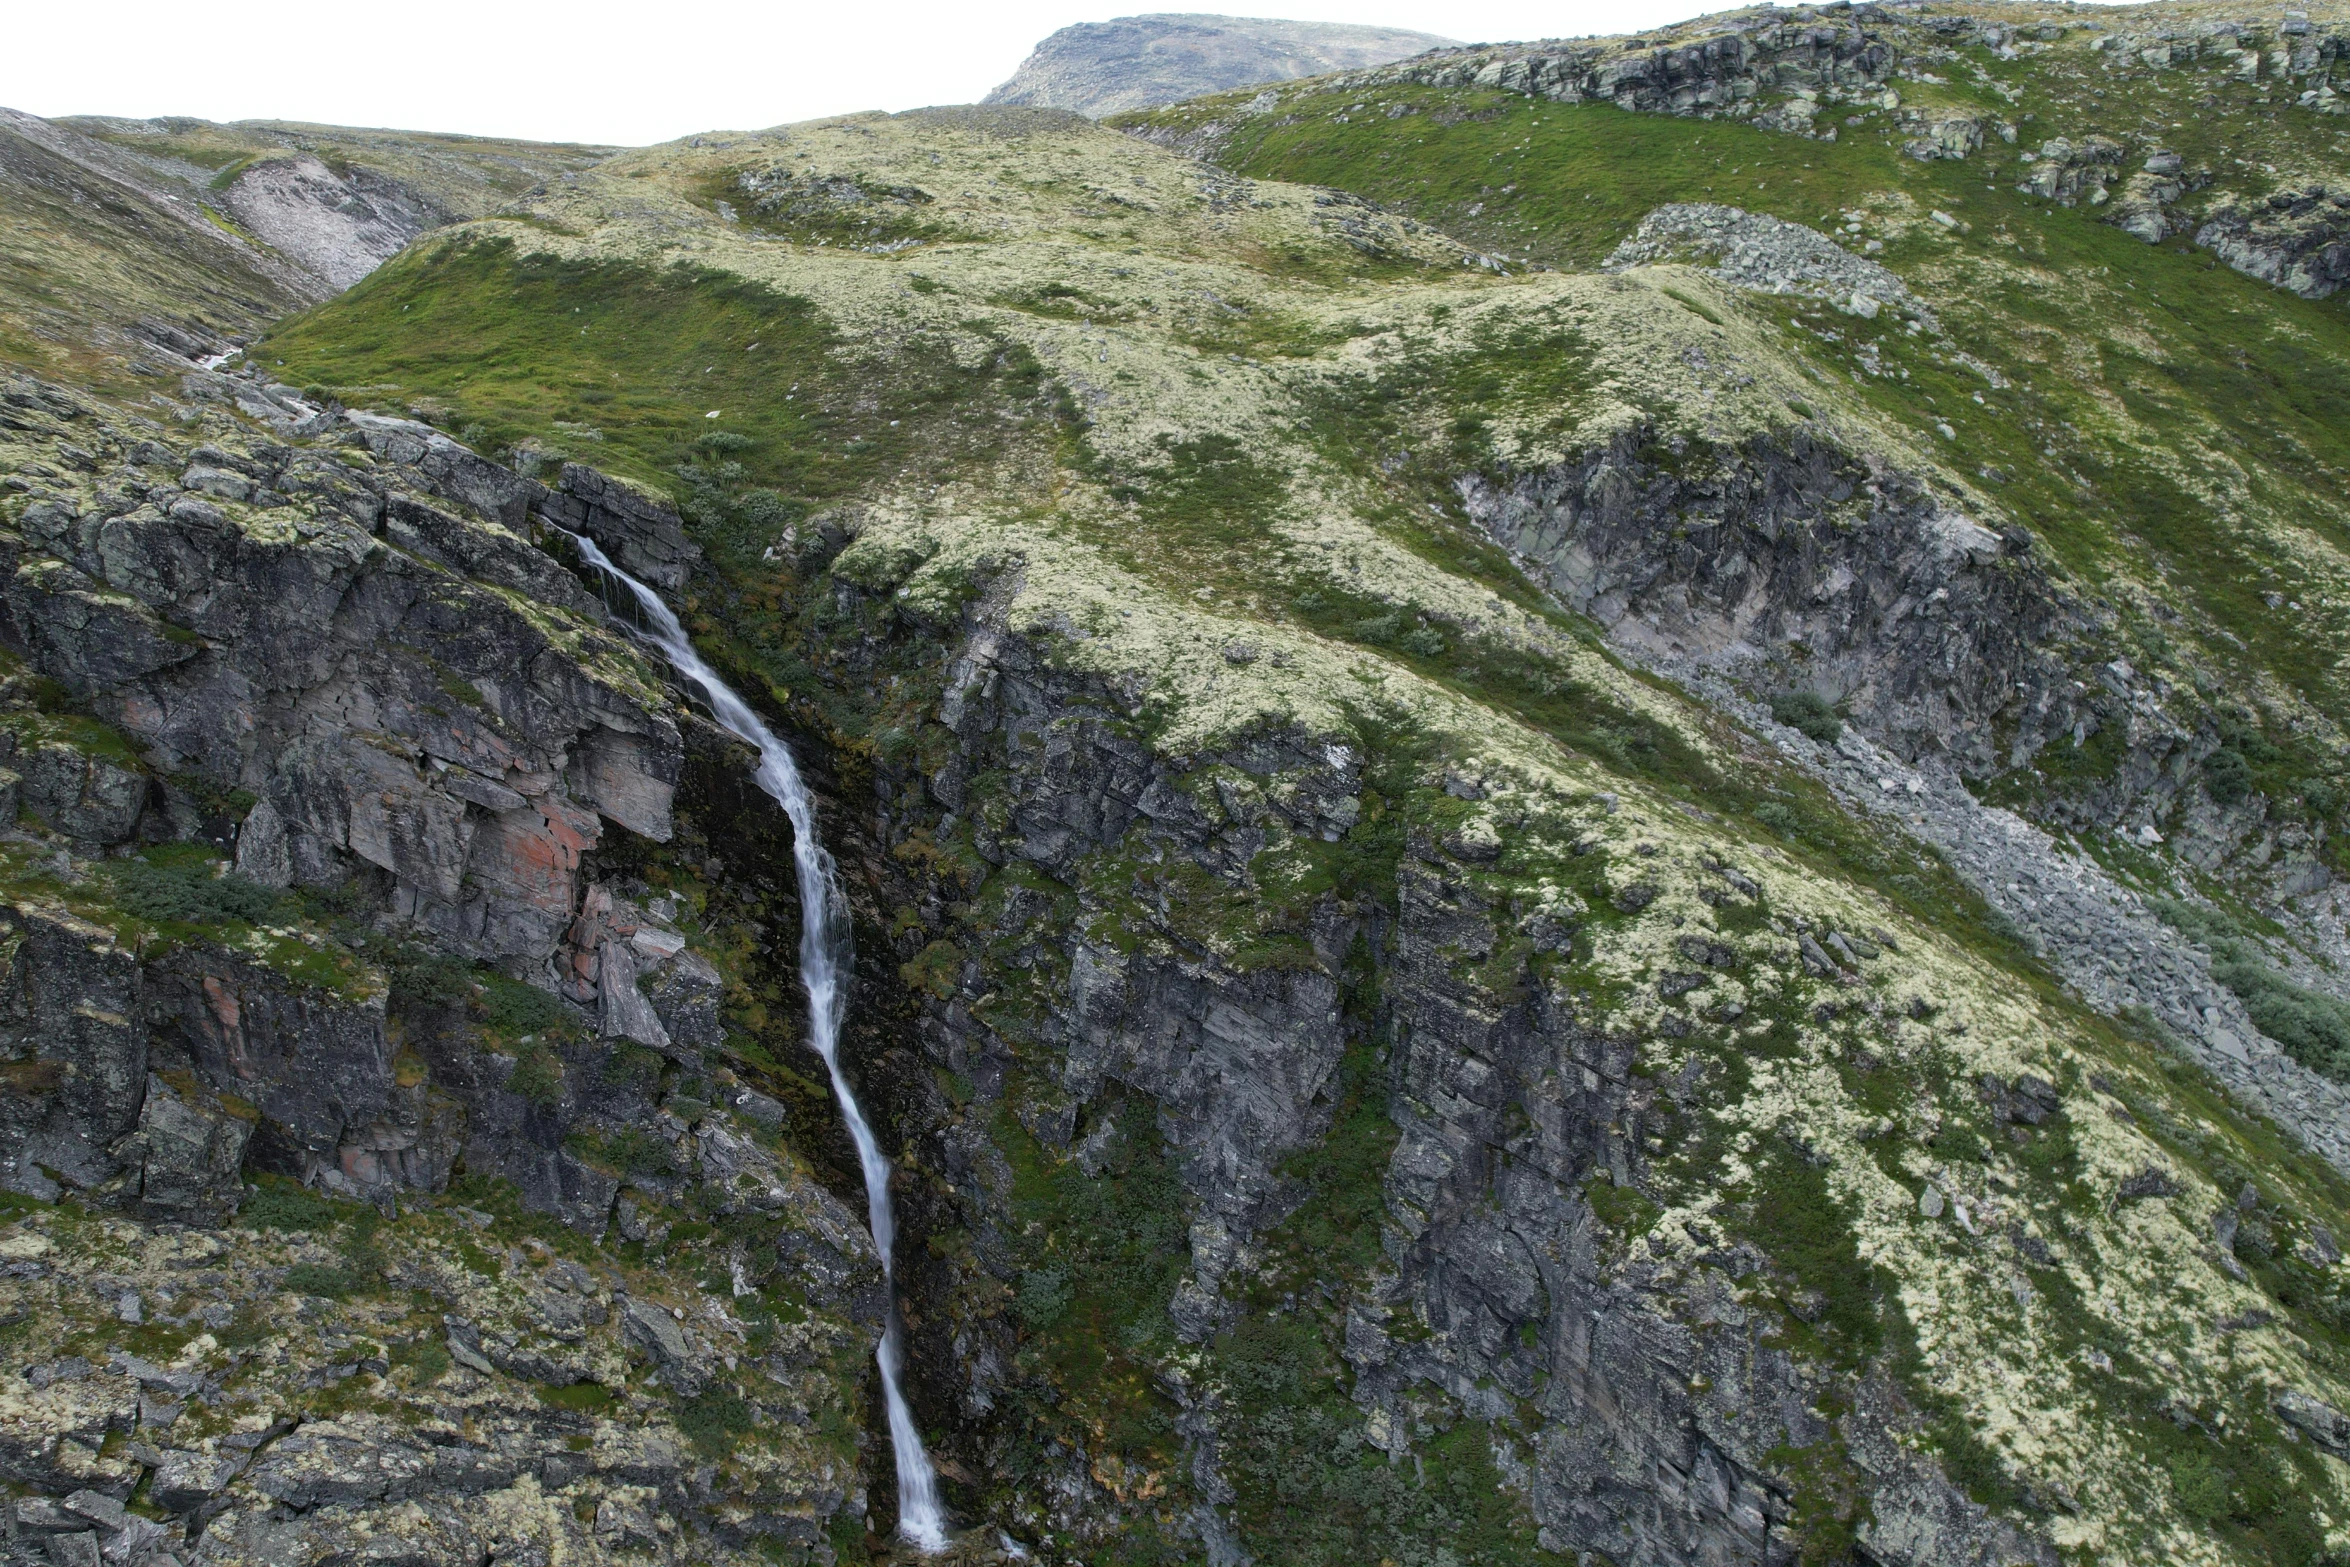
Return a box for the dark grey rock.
[2196,186,2350,299]
[539,464,701,593]
[2279,1389,2350,1455]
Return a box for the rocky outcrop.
[1351,5,2346,135]
[2,381,684,977]
[1357,11,1900,124]
[985,14,1455,118]
[1455,426,2085,779]
[540,462,704,594]
[2082,13,2348,96]
[0,376,759,1219]
[0,1130,879,1567]
[1896,107,2005,163]
[2105,149,2199,242]
[1603,203,1925,320]
[2194,185,2350,299]
[2015,134,2127,206]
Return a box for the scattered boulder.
[2278,1389,2350,1455]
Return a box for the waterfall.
[563,532,950,1553]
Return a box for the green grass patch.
[279,1262,358,1299]
[542,1380,615,1413]
[239,1176,348,1233]
[1743,1145,1883,1370]
[990,1093,1191,1502]
[262,237,1043,586]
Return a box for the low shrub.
[1770,690,1843,744]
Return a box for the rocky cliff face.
[862,617,2057,1567]
[1458,421,2068,772]
[803,534,2350,1567]
[0,371,895,1565]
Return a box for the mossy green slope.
[250,90,2350,1566]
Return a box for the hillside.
[983,13,1455,116]
[0,3,2346,1566]
[0,106,611,386]
[1116,0,2350,1136]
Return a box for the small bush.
[281,1262,356,1299]
[602,1042,665,1087]
[738,489,797,529]
[389,952,472,1008]
[2217,960,2350,1078]
[507,1044,564,1106]
[542,1381,615,1412]
[112,858,286,928]
[241,1180,341,1232]
[674,1386,755,1456]
[477,971,565,1037]
[342,1208,386,1278]
[2148,898,2350,1078]
[391,958,573,1043]
[1754,801,1802,838]
[1016,1267,1071,1330]
[566,1128,675,1177]
[2169,1451,2233,1522]
[1770,690,1843,744]
[1399,626,1447,657]
[393,1337,452,1381]
[2205,747,2254,804]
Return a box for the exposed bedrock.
[0,378,790,1221]
[833,605,2051,1567]
[1457,429,2088,777]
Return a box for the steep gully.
[564,531,951,1552]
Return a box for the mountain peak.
[983,12,1456,117]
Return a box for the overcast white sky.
[11,0,1850,147]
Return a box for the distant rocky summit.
[983,12,1453,116]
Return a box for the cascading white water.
[564,532,950,1553]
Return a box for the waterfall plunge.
[566,532,949,1553]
